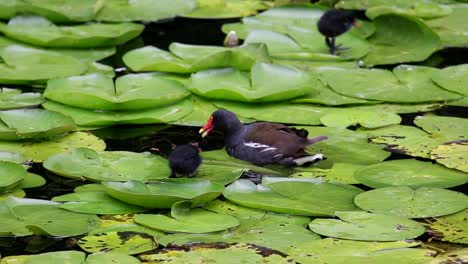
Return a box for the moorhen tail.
[317,9,359,55]
[199,110,328,166]
[168,143,202,177]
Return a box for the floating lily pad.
[324,66,461,103]
[0,251,86,264]
[52,191,146,215]
[45,73,190,110]
[224,179,362,217]
[0,88,43,109]
[189,63,313,102]
[354,186,468,218]
[354,159,468,188]
[320,110,401,128]
[161,199,320,253]
[43,99,193,127]
[78,231,157,254]
[104,179,224,209]
[431,140,468,173]
[96,0,197,22]
[430,209,468,244]
[90,214,164,239]
[195,163,244,185]
[309,211,425,241]
[170,96,221,127]
[0,188,25,201]
[0,45,87,84]
[431,64,468,95]
[363,14,441,66]
[0,131,106,162]
[86,252,141,264]
[365,3,452,19]
[0,15,144,48]
[292,163,364,184]
[0,151,27,163]
[183,0,269,18]
[431,248,468,263]
[414,115,468,140]
[135,202,240,233]
[288,238,435,264]
[426,4,468,47]
[0,196,99,236]
[44,148,170,182]
[0,161,28,193]
[19,172,46,189]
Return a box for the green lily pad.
[366,4,453,20]
[104,179,224,209]
[320,110,401,128]
[140,243,293,263]
[170,96,221,127]
[0,15,144,48]
[363,14,441,66]
[0,251,86,264]
[288,238,435,264]
[194,163,244,185]
[0,151,27,163]
[0,196,99,236]
[0,131,106,162]
[354,186,468,218]
[52,191,146,215]
[42,99,192,127]
[90,214,164,239]
[353,102,443,114]
[431,64,468,95]
[86,252,141,264]
[45,73,190,110]
[0,108,76,140]
[78,231,157,254]
[0,45,87,84]
[354,159,468,188]
[183,0,269,19]
[309,211,425,241]
[135,202,240,233]
[160,200,320,253]
[224,179,362,217]
[44,148,170,182]
[19,173,46,189]
[189,63,313,102]
[426,4,468,47]
[414,115,468,140]
[430,209,468,244]
[0,88,43,109]
[292,163,364,184]
[431,248,468,263]
[0,161,28,193]
[324,66,461,103]
[0,188,25,201]
[96,0,196,22]
[431,140,468,173]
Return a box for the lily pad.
[0,15,144,48]
[96,0,197,22]
[309,211,425,241]
[135,202,240,233]
[223,179,362,217]
[86,252,141,264]
[431,248,468,263]
[414,115,468,140]
[0,161,28,193]
[292,163,364,184]
[365,3,453,19]
[354,186,468,218]
[0,131,106,162]
[431,64,468,95]
[183,0,270,19]
[45,73,190,110]
[170,96,222,127]
[363,14,441,66]
[0,196,99,236]
[320,110,401,128]
[0,251,86,264]
[0,151,27,163]
[431,140,468,173]
[139,243,293,263]
[52,191,146,215]
[19,172,46,189]
[103,179,224,209]
[430,209,468,244]
[323,66,461,103]
[90,214,164,239]
[426,4,468,47]
[354,159,468,188]
[78,231,157,254]
[189,63,313,102]
[44,148,170,182]
[0,188,25,201]
[0,88,43,109]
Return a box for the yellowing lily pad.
[78,231,157,254]
[430,209,468,244]
[431,140,468,172]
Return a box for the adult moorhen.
[168,143,202,177]
[199,110,327,166]
[317,9,359,55]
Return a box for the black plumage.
[168,144,202,177]
[317,10,358,55]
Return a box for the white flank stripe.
[260,147,277,152]
[243,142,270,148]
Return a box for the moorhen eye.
[168,143,202,177]
[199,109,327,166]
[317,9,359,55]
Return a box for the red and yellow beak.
[199,116,214,138]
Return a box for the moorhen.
[199,110,327,166]
[168,143,202,177]
[317,9,359,55]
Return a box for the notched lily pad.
[431,63,468,95]
[414,115,468,140]
[78,231,157,254]
[431,140,468,173]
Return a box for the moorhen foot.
[199,110,327,166]
[317,9,359,55]
[168,143,202,177]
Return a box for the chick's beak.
[199,116,213,138]
[353,21,360,28]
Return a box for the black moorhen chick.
[168,143,202,177]
[317,9,359,55]
[199,110,327,166]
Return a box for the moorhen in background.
[168,143,202,177]
[317,9,359,55]
[199,110,328,166]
